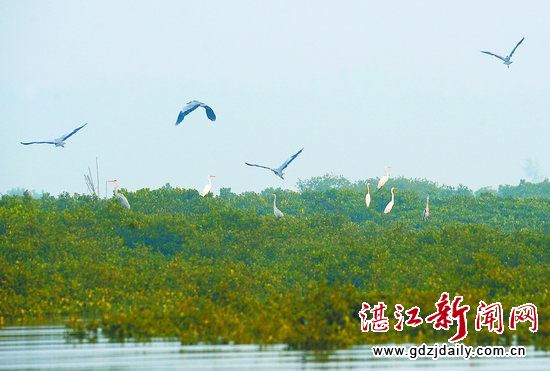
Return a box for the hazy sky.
[1,0,549,195]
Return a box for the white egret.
[365,182,371,208]
[273,194,284,218]
[481,37,524,68]
[108,179,120,191]
[377,166,391,190]
[384,187,396,214]
[245,148,303,180]
[423,195,430,222]
[107,179,131,209]
[175,100,216,125]
[21,123,87,147]
[114,192,131,210]
[201,175,216,197]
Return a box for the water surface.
[0,326,547,370]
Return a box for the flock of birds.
[19,37,526,221]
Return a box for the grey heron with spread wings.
[481,37,525,68]
[245,148,303,180]
[20,123,88,147]
[175,100,216,125]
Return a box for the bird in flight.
[21,123,88,147]
[245,148,304,179]
[175,100,216,125]
[481,37,525,68]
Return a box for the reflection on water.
[0,326,547,370]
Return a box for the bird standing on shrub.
[273,194,284,218]
[201,175,215,197]
[107,179,131,209]
[377,166,391,189]
[423,195,430,222]
[365,183,371,208]
[384,187,396,214]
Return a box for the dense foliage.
[0,177,548,349]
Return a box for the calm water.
[0,326,547,370]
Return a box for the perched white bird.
[481,37,525,68]
[377,166,391,190]
[423,195,430,222]
[114,191,131,210]
[245,148,303,180]
[108,179,120,191]
[365,182,371,208]
[273,194,284,218]
[21,123,87,148]
[175,100,216,125]
[384,187,396,214]
[201,175,216,197]
[107,179,131,209]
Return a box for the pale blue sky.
[1,0,549,195]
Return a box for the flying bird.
[365,182,371,208]
[107,179,131,209]
[175,100,216,125]
[384,187,396,214]
[21,123,88,147]
[481,37,525,68]
[423,195,430,222]
[273,194,284,218]
[201,175,216,197]
[377,166,391,190]
[245,148,304,179]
